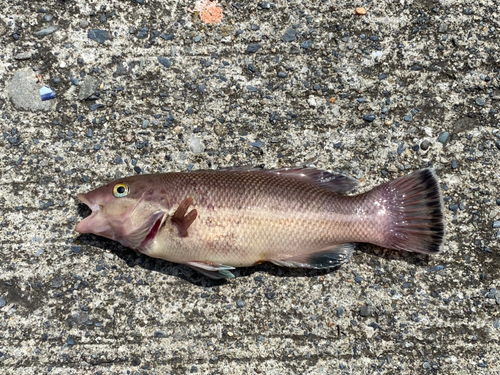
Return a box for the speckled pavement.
[1,1,499,374]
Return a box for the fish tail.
[373,169,444,254]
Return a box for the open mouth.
[139,215,164,249]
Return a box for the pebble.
[78,76,97,100]
[277,71,288,78]
[282,27,297,42]
[7,68,55,112]
[236,299,245,308]
[88,29,110,44]
[66,337,75,345]
[397,143,405,155]
[378,73,387,80]
[475,97,485,106]
[420,140,430,151]
[43,14,53,22]
[80,20,89,28]
[496,199,500,206]
[250,140,264,148]
[0,297,6,308]
[363,114,376,122]
[157,56,171,69]
[451,159,458,169]
[190,136,204,154]
[493,221,500,228]
[301,40,311,49]
[246,43,261,53]
[337,307,344,317]
[359,305,372,317]
[403,114,413,122]
[35,26,58,37]
[355,7,367,15]
[437,131,449,144]
[14,52,32,60]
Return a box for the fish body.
[76,168,444,279]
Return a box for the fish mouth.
[75,193,107,235]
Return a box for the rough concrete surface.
[0,0,499,374]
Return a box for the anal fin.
[185,261,235,279]
[271,243,355,269]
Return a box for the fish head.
[75,177,166,250]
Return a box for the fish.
[75,167,444,279]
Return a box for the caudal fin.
[375,169,444,254]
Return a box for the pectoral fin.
[185,261,235,279]
[172,198,198,237]
[271,243,355,269]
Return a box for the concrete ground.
[1,0,499,373]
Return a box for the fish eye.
[113,183,129,198]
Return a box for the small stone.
[0,297,6,308]
[66,337,75,345]
[43,14,53,22]
[282,27,297,42]
[363,114,376,122]
[236,299,245,308]
[355,7,367,15]
[496,199,500,206]
[451,159,458,169]
[438,23,448,33]
[378,73,387,80]
[246,43,261,53]
[420,140,430,151]
[437,131,449,144]
[475,97,486,106]
[250,140,264,148]
[496,140,500,150]
[14,52,32,60]
[493,221,500,228]
[397,143,405,155]
[337,307,344,317]
[277,71,288,78]
[80,20,89,28]
[359,305,372,317]
[403,114,413,122]
[35,26,58,37]
[157,56,171,68]
[160,33,174,41]
[7,68,56,112]
[78,76,97,100]
[308,96,318,107]
[190,136,204,154]
[142,120,149,129]
[88,29,110,44]
[301,40,311,49]
[71,77,79,86]
[423,362,431,369]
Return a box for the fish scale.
[76,168,444,279]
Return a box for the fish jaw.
[75,192,121,244]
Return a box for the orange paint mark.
[195,0,223,25]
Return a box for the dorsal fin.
[263,168,359,194]
[191,167,359,194]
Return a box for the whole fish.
[75,168,444,279]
